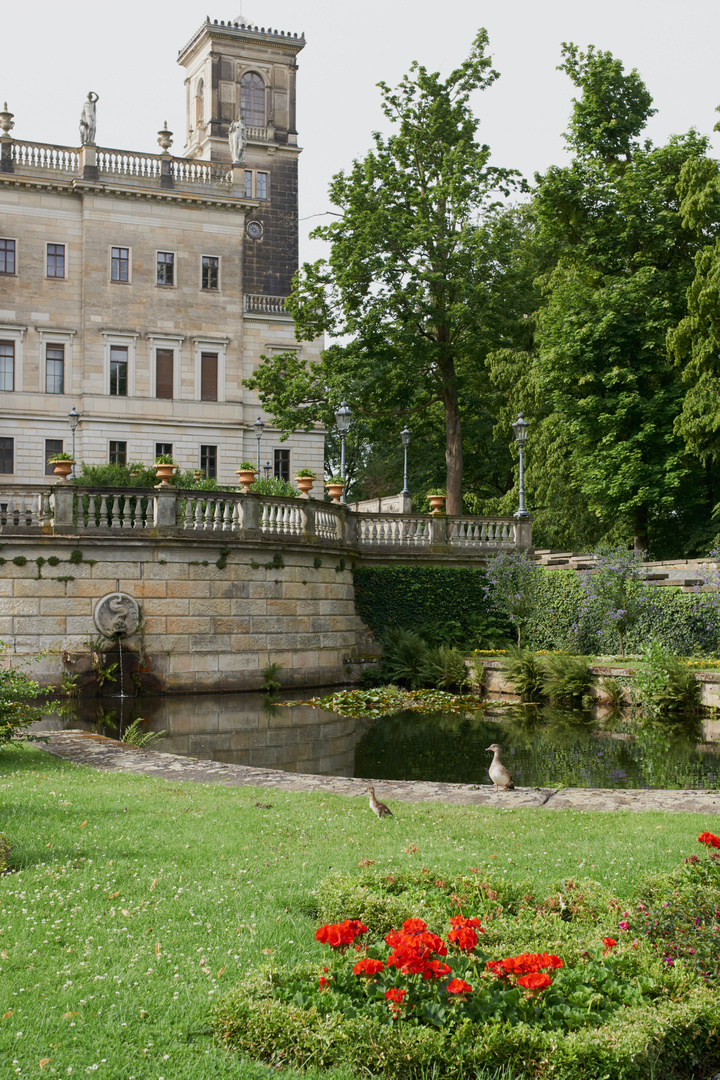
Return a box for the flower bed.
[214,837,720,1078]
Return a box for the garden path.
[38,732,720,815]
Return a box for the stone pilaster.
[514,517,533,551]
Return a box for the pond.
[33,692,720,790]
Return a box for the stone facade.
[0,534,364,692]
[0,18,322,486]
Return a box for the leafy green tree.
[492,45,712,552]
[245,31,521,514]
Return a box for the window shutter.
[200,353,218,401]
[156,350,174,399]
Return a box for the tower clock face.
[246,220,263,239]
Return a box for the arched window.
[195,79,205,127]
[240,72,265,127]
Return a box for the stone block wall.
[0,535,365,692]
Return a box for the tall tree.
[245,30,519,514]
[499,45,711,552]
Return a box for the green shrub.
[501,647,546,702]
[72,461,158,488]
[251,476,299,498]
[0,644,49,745]
[542,654,593,705]
[11,556,27,567]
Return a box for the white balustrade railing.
[357,515,431,547]
[74,490,156,530]
[246,126,268,141]
[260,500,303,537]
[0,489,54,529]
[0,486,529,553]
[448,518,516,547]
[244,293,288,315]
[170,158,232,184]
[11,140,79,172]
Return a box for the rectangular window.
[111,246,130,282]
[256,172,268,200]
[200,445,217,479]
[156,251,174,286]
[0,438,13,474]
[155,443,172,458]
[47,243,65,278]
[155,349,174,399]
[0,341,14,391]
[45,344,64,394]
[45,439,63,476]
[110,345,128,396]
[200,352,218,401]
[201,256,219,290]
[274,448,290,481]
[109,441,127,466]
[0,239,16,275]
[244,170,253,198]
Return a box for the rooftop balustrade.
[0,485,531,556]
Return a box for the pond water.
[33,692,720,790]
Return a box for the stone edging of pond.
[35,731,720,815]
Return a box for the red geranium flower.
[384,986,407,1013]
[485,959,508,979]
[421,960,452,980]
[447,925,479,951]
[315,920,368,948]
[318,975,330,992]
[402,918,428,933]
[698,831,720,849]
[449,915,484,929]
[517,972,552,993]
[602,937,618,951]
[446,978,472,995]
[353,958,385,978]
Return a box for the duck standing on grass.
[365,785,393,818]
[486,744,514,792]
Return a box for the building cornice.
[0,173,255,212]
[178,19,305,64]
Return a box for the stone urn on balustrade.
[294,470,317,497]
[235,464,258,493]
[50,458,75,481]
[427,492,446,515]
[325,479,345,504]
[154,464,177,487]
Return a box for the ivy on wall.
[353,567,494,637]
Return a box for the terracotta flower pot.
[294,475,315,497]
[428,494,446,515]
[51,460,74,480]
[155,464,177,487]
[325,482,344,504]
[236,468,257,493]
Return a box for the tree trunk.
[441,359,463,516]
[633,505,649,554]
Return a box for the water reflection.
[33,695,720,789]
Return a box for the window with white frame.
[102,332,137,397]
[46,344,64,394]
[0,342,14,391]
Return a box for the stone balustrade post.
[53,483,74,528]
[153,488,177,530]
[240,494,261,539]
[429,514,448,547]
[514,516,533,551]
[79,144,98,180]
[0,138,13,174]
[300,499,316,541]
[342,505,357,547]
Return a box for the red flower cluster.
[485,951,563,980]
[517,972,552,993]
[698,831,720,849]
[315,919,368,948]
[384,986,407,1013]
[447,915,485,952]
[602,938,618,951]
[353,957,385,978]
[318,975,330,992]
[384,919,449,976]
[446,978,472,995]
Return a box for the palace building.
[0,17,323,485]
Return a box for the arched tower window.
[240,72,265,127]
[195,79,205,127]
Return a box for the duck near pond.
[365,785,394,818]
[486,744,515,792]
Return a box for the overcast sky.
[4,0,720,262]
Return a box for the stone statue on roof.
[229,113,246,165]
[79,92,99,146]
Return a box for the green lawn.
[0,744,714,1079]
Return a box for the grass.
[0,744,716,1079]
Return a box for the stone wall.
[0,535,366,692]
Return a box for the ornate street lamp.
[335,400,352,503]
[67,406,80,477]
[263,460,271,479]
[253,415,265,472]
[400,426,411,496]
[511,412,530,518]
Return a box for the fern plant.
[542,654,593,705]
[501,646,546,702]
[120,718,166,748]
[261,662,283,694]
[380,628,429,690]
[421,646,470,692]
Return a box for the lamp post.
[67,406,80,477]
[400,426,411,496]
[263,460,271,479]
[334,400,352,503]
[253,415,264,472]
[511,412,530,518]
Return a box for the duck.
[365,784,393,818]
[486,744,514,792]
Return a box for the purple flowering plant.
[484,551,540,646]
[577,548,646,657]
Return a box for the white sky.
[4,0,720,263]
